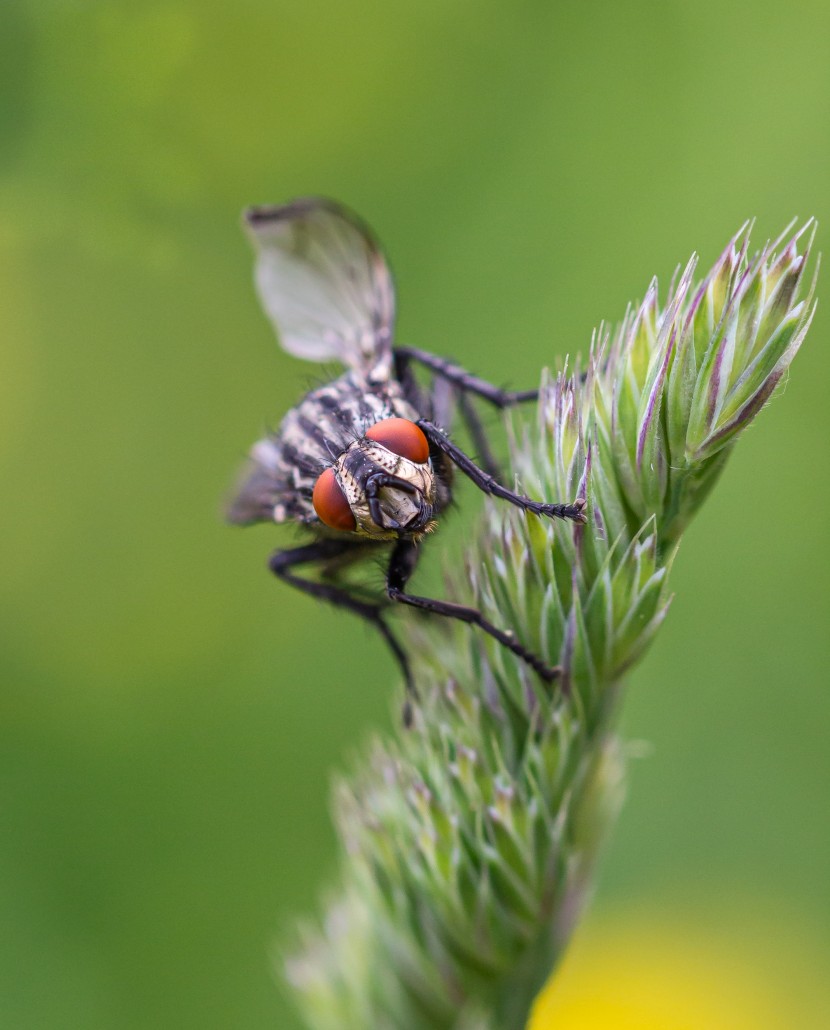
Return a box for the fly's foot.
[529,657,563,683]
[527,497,587,523]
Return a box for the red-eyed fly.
[228,198,586,723]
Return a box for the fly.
[227,197,586,724]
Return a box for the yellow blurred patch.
[530,906,822,1029]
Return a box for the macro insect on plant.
[228,198,586,722]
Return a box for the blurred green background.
[1,2,828,1027]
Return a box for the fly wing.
[227,373,367,526]
[244,198,396,375]
[227,436,317,526]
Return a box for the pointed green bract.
[284,221,816,1030]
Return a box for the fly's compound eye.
[365,418,430,463]
[312,468,357,532]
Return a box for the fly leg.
[385,539,561,683]
[395,346,536,480]
[417,419,587,523]
[365,472,419,531]
[394,346,539,408]
[456,390,503,480]
[269,539,419,725]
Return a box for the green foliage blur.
[1,2,828,1027]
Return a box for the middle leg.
[394,345,533,479]
[395,345,539,408]
[269,539,419,725]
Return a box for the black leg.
[385,539,561,683]
[417,419,587,523]
[395,345,528,479]
[456,390,503,480]
[365,471,418,531]
[269,539,419,725]
[395,345,539,408]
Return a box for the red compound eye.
[365,418,430,463]
[312,468,356,532]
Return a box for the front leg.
[385,539,561,683]
[417,419,587,523]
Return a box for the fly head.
[312,418,437,538]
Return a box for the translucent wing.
[244,197,396,375]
